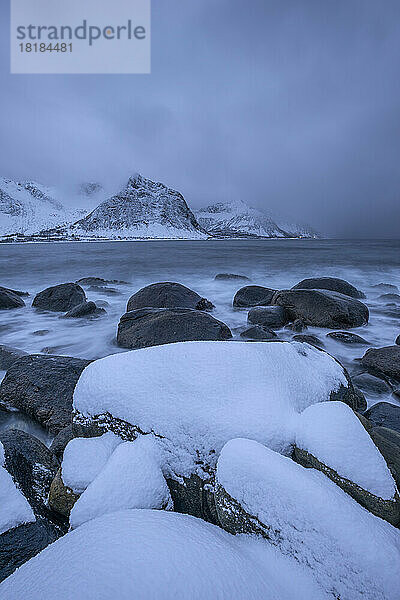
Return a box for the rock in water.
[292,334,324,348]
[0,430,59,519]
[62,301,105,318]
[0,287,25,310]
[32,283,86,312]
[352,373,392,396]
[326,331,369,345]
[247,306,291,329]
[117,308,232,349]
[240,326,277,341]
[126,282,214,311]
[0,345,27,370]
[361,346,400,382]
[0,355,91,434]
[272,289,369,328]
[233,285,276,308]
[368,426,400,490]
[292,276,365,298]
[214,273,249,281]
[67,174,207,240]
[364,402,400,434]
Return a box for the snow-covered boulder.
[117,307,232,349]
[215,438,400,600]
[70,437,172,529]
[0,509,330,600]
[73,341,357,518]
[294,402,399,524]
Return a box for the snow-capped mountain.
[0,178,84,237]
[195,200,319,239]
[66,174,208,240]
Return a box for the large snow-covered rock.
[294,402,399,524]
[69,437,172,529]
[195,200,319,239]
[68,174,208,240]
[0,509,330,600]
[215,438,400,600]
[73,341,355,482]
[0,178,81,237]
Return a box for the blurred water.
[0,239,399,430]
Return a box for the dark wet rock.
[293,446,399,526]
[0,345,27,370]
[369,427,400,490]
[361,345,400,382]
[48,469,79,518]
[214,273,250,281]
[62,301,105,318]
[352,373,392,396]
[127,282,214,312]
[292,276,365,299]
[0,287,29,297]
[326,331,369,345]
[0,429,59,518]
[378,293,400,303]
[372,305,400,319]
[233,285,276,308]
[0,287,25,310]
[76,277,128,286]
[273,289,369,329]
[372,283,399,292]
[292,334,324,348]
[0,518,60,583]
[31,329,50,337]
[0,355,91,434]
[395,334,400,345]
[40,345,75,355]
[285,319,307,332]
[364,402,400,434]
[117,308,232,350]
[49,425,75,461]
[353,387,367,412]
[32,283,86,312]
[240,326,277,341]
[247,306,291,329]
[95,300,109,308]
[88,285,121,296]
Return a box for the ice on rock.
[73,341,348,478]
[295,401,397,500]
[0,441,35,535]
[70,437,172,529]
[62,432,121,493]
[216,438,400,600]
[0,509,329,600]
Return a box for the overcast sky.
[1,0,400,237]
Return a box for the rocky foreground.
[0,275,399,599]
